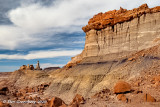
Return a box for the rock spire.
[35,61,42,70]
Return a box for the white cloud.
[73,41,85,44]
[0,0,160,50]
[0,49,82,60]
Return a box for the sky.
[0,0,160,72]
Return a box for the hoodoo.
[19,61,42,70]
[35,61,42,70]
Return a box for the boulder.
[70,94,85,106]
[27,88,33,93]
[0,102,3,107]
[151,75,160,88]
[16,92,23,97]
[49,97,66,107]
[0,101,11,107]
[153,75,160,82]
[117,94,128,102]
[114,81,131,94]
[0,87,9,95]
[29,65,34,70]
[143,93,156,102]
[153,81,160,88]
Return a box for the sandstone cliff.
[68,4,160,65]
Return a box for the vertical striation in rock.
[67,4,160,66]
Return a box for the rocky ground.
[0,70,160,107]
[0,44,160,107]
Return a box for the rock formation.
[117,94,128,102]
[0,87,9,95]
[48,97,67,107]
[70,94,85,105]
[0,101,11,107]
[20,64,34,70]
[67,4,160,66]
[19,65,27,70]
[143,93,156,102]
[19,61,42,70]
[29,65,34,70]
[35,61,42,70]
[26,64,30,70]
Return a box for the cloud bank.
[0,49,82,60]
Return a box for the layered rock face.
[82,4,160,32]
[68,4,160,65]
[83,12,160,56]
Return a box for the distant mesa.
[19,61,42,71]
[43,67,60,72]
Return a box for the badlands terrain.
[0,4,160,107]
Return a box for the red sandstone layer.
[82,4,160,32]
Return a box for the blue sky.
[0,0,160,72]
